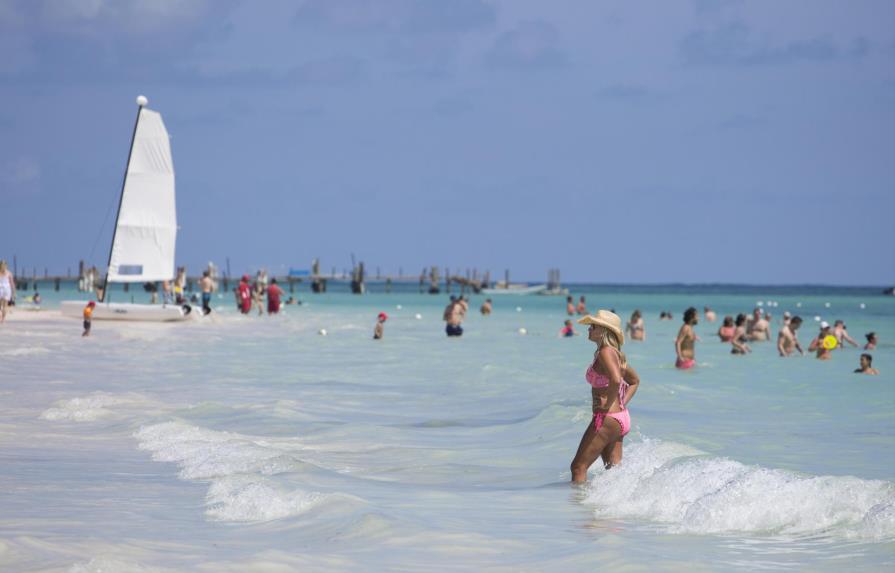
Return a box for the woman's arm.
[622,366,639,406]
[675,326,686,359]
[733,339,751,354]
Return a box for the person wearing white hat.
[808,322,834,360]
[570,310,640,483]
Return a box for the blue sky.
[1,0,893,285]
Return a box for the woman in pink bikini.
[570,310,640,483]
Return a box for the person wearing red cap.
[82,301,96,337]
[374,312,387,340]
[236,275,252,314]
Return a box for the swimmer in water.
[480,298,492,316]
[625,310,645,341]
[570,310,640,482]
[854,353,879,375]
[747,307,770,341]
[703,306,717,323]
[717,316,735,342]
[777,316,804,357]
[374,312,387,340]
[808,322,835,360]
[832,320,858,348]
[864,332,877,351]
[566,296,575,316]
[576,296,588,315]
[675,307,698,369]
[560,319,576,337]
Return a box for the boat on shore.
[61,95,191,322]
[481,283,548,296]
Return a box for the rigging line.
[86,191,118,265]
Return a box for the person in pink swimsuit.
[570,310,640,483]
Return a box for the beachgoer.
[374,312,387,340]
[808,322,835,360]
[480,298,492,316]
[199,271,216,315]
[267,278,283,315]
[560,319,576,337]
[0,260,15,323]
[731,314,751,355]
[458,295,469,318]
[777,316,804,357]
[252,280,265,315]
[625,310,645,341]
[704,307,717,323]
[864,332,877,351]
[747,308,770,341]
[161,280,172,304]
[32,291,41,305]
[782,311,792,328]
[236,275,252,314]
[566,296,575,316]
[570,310,640,481]
[854,353,879,375]
[82,301,95,337]
[576,296,588,315]
[659,311,673,321]
[718,316,735,342]
[832,320,858,347]
[675,307,698,369]
[443,295,463,337]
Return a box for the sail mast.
[100,95,146,303]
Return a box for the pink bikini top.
[586,348,628,408]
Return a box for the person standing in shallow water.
[570,310,640,482]
[626,310,645,341]
[0,260,15,324]
[266,278,283,315]
[566,296,575,316]
[675,307,698,369]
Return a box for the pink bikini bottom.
[594,409,630,436]
[676,358,696,370]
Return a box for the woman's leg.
[571,417,622,483]
[601,437,623,469]
[0,299,7,322]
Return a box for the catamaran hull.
[481,284,548,295]
[60,301,191,322]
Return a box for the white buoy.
[796,302,802,308]
[136,95,148,107]
[516,306,522,312]
[518,327,527,335]
[860,303,866,309]
[824,302,831,308]
[757,301,764,307]
[814,316,821,322]
[415,313,422,320]
[318,329,327,336]
[396,304,403,310]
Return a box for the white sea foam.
[40,392,155,422]
[583,439,895,540]
[0,346,50,357]
[69,557,177,573]
[135,422,334,522]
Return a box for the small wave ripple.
[135,421,347,523]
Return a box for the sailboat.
[61,95,191,322]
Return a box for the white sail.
[107,107,176,283]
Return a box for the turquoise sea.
[1,283,893,572]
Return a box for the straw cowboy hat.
[577,309,625,346]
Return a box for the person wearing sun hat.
[569,310,641,483]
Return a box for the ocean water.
[1,284,893,572]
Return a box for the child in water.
[560,319,576,337]
[374,312,387,340]
[82,301,95,337]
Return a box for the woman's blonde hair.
[0,260,7,273]
[599,328,627,371]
